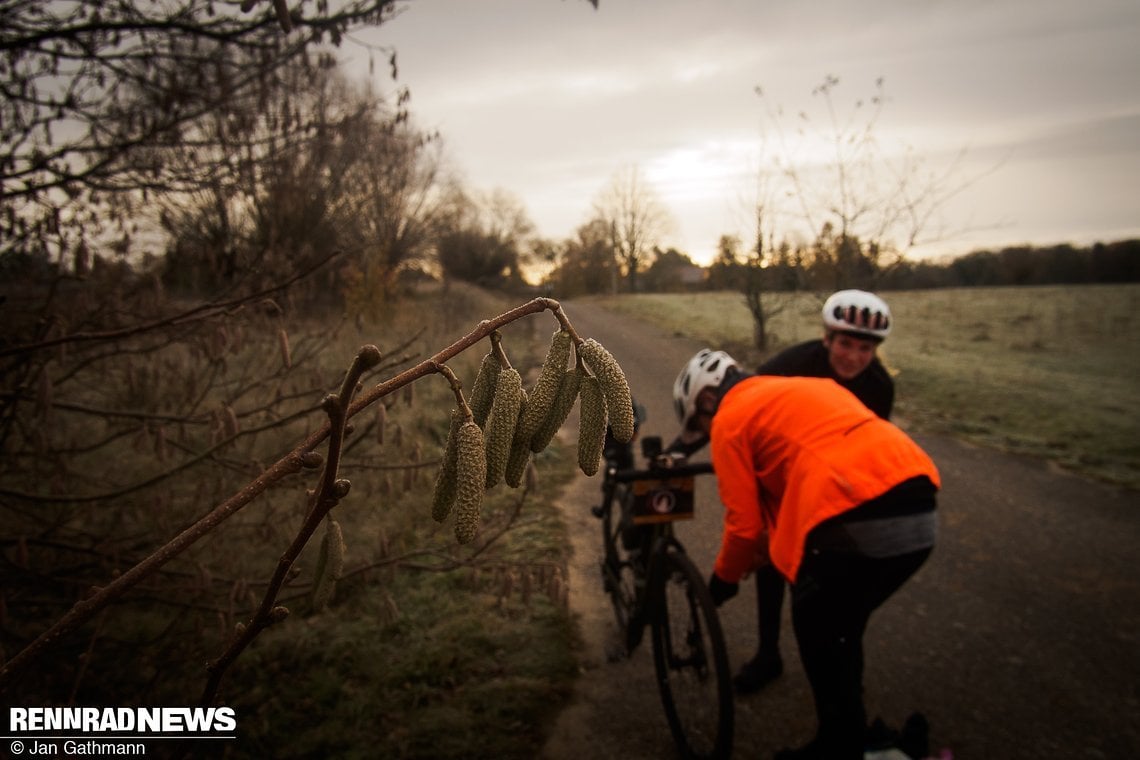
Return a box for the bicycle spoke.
[652,552,733,759]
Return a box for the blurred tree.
[592,165,672,294]
[157,63,391,298]
[1091,240,1140,282]
[743,75,999,345]
[706,234,745,291]
[341,120,450,309]
[436,188,535,288]
[437,229,516,287]
[742,205,779,350]
[547,218,615,297]
[642,247,700,292]
[0,0,403,270]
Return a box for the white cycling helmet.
[822,289,892,340]
[673,349,738,425]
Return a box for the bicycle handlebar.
[610,461,714,483]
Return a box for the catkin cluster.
[428,327,634,544]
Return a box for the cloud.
[353,0,1140,262]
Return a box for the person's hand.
[750,534,772,569]
[707,572,738,607]
[653,451,687,469]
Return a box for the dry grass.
[582,285,1140,490]
[2,281,583,757]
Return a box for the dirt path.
[541,300,1140,759]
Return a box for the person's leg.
[784,547,932,759]
[789,550,867,759]
[757,562,786,656]
[733,563,786,693]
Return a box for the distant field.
[581,285,1140,491]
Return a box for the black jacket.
[757,339,893,420]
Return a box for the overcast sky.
[356,0,1140,265]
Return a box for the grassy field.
[582,284,1140,491]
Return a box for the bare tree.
[741,75,1001,346]
[154,62,397,300]
[741,203,796,351]
[547,217,615,297]
[756,76,999,286]
[592,165,673,294]
[0,0,404,268]
[436,187,537,289]
[338,111,452,312]
[0,0,412,708]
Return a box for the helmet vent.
[823,290,892,340]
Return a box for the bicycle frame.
[595,437,714,652]
[593,433,733,759]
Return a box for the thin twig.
[198,345,381,704]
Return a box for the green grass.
[582,284,1140,490]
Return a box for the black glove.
[708,572,738,607]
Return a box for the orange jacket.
[709,376,940,583]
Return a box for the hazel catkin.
[222,403,240,438]
[430,410,463,522]
[577,373,608,476]
[484,367,522,488]
[530,366,581,453]
[577,338,635,443]
[453,420,487,544]
[277,328,292,369]
[312,518,346,611]
[516,329,572,446]
[504,393,533,488]
[468,352,500,428]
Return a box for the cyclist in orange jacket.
[672,348,938,760]
[669,290,897,694]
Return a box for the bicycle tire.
[650,549,734,760]
[600,483,640,636]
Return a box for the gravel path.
[541,300,1140,759]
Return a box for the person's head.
[820,289,892,380]
[673,349,739,437]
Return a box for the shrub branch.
[0,297,565,693]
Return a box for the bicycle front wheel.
[650,549,734,760]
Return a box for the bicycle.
[591,430,734,760]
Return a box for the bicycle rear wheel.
[650,549,733,760]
